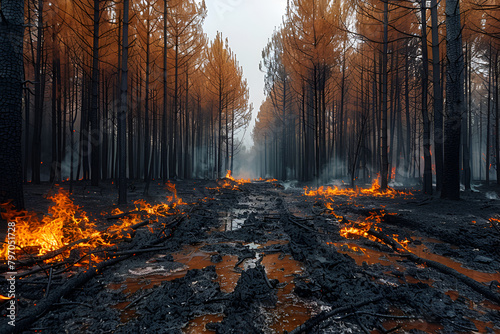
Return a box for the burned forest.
[1,0,500,333]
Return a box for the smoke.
[485,191,499,200]
[281,181,298,190]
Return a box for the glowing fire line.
[304,178,413,199]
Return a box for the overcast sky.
[202,0,288,148]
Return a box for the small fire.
[324,202,345,221]
[214,170,252,191]
[225,170,251,184]
[393,234,410,250]
[339,211,384,242]
[0,295,11,300]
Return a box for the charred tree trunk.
[380,0,389,189]
[162,0,169,181]
[420,0,433,195]
[441,0,464,200]
[90,0,101,186]
[0,0,25,209]
[32,0,44,184]
[118,0,130,204]
[431,0,444,193]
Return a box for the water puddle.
[261,253,313,333]
[183,314,224,334]
[109,241,314,331]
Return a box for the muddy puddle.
[109,240,314,332]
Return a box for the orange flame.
[0,188,185,261]
[304,178,412,199]
[339,211,385,242]
[0,295,11,300]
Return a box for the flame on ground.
[339,211,384,242]
[304,178,412,199]
[224,170,251,184]
[338,211,410,251]
[0,186,185,261]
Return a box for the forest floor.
[1,178,500,333]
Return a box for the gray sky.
[203,0,288,148]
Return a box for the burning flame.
[224,170,251,184]
[0,190,102,259]
[337,210,411,252]
[212,170,252,191]
[304,178,412,199]
[0,295,11,300]
[339,211,384,242]
[0,186,185,261]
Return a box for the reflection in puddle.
[172,245,240,293]
[109,242,314,332]
[261,253,312,333]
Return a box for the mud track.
[2,180,500,333]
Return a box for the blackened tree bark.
[162,0,168,181]
[441,0,464,200]
[90,0,101,186]
[118,0,130,204]
[32,0,44,184]
[0,0,25,209]
[420,0,433,194]
[431,0,444,193]
[380,0,389,190]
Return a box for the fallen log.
[2,254,132,334]
[366,229,500,305]
[106,210,147,220]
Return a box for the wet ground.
[1,179,500,333]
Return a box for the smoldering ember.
[1,0,500,333]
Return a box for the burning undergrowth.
[304,177,414,200]
[0,184,184,262]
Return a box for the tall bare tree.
[0,0,25,209]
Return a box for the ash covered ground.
[1,178,500,333]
